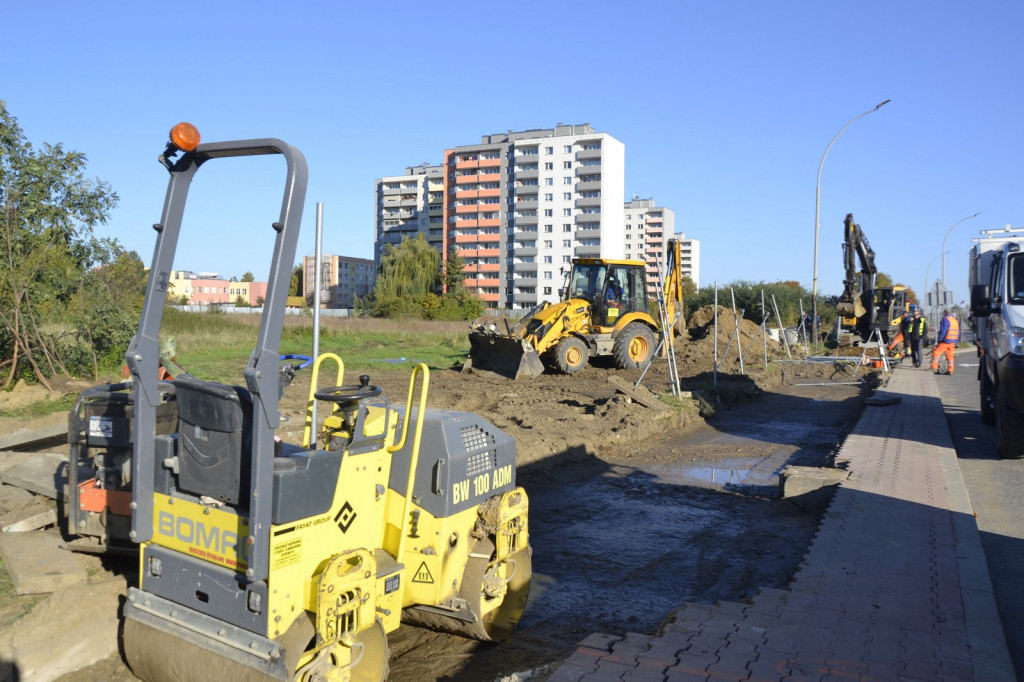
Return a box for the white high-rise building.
[623,198,676,293]
[445,123,625,309]
[676,232,701,288]
[373,164,445,264]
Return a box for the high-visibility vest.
[942,316,960,343]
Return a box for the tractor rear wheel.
[554,337,588,374]
[613,323,655,369]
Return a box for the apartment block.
[302,254,376,309]
[676,232,701,287]
[442,123,625,309]
[374,164,445,263]
[623,198,676,293]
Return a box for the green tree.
[367,236,482,320]
[69,249,147,379]
[289,264,303,297]
[241,271,255,282]
[0,102,119,388]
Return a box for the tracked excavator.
[464,240,685,379]
[834,213,907,346]
[121,124,531,682]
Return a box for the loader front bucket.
[465,333,545,379]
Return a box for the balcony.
[515,183,539,195]
[380,186,403,196]
[478,188,501,198]
[455,174,479,185]
[515,199,538,211]
[514,246,538,257]
[575,148,602,161]
[513,292,538,304]
[576,180,601,192]
[575,244,601,257]
[575,164,601,176]
[516,214,538,226]
[455,204,480,214]
[398,197,419,207]
[515,168,539,180]
[455,159,480,170]
[574,197,601,209]
[576,213,603,224]
[478,157,501,168]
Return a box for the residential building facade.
[623,198,677,294]
[302,254,376,309]
[444,123,625,309]
[676,232,701,288]
[165,271,268,306]
[374,164,445,264]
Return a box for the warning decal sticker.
[412,561,434,584]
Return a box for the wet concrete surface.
[387,381,869,681]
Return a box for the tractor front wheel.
[554,337,588,374]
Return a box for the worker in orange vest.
[887,309,912,359]
[930,310,960,375]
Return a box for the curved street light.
[811,99,891,347]
[940,211,982,291]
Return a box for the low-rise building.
[302,254,376,308]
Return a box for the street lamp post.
[940,212,982,294]
[812,99,891,348]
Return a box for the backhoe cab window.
[570,264,606,299]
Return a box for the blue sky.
[5,1,1022,304]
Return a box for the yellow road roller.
[122,124,531,681]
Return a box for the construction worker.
[887,310,912,359]
[907,308,927,367]
[930,309,960,375]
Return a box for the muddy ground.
[0,309,880,681]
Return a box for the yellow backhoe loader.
[464,241,684,379]
[121,124,531,681]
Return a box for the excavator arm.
[660,239,684,331]
[836,213,875,319]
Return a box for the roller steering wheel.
[313,374,382,408]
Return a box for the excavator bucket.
[465,332,545,379]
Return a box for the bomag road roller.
[121,124,531,682]
[464,242,685,379]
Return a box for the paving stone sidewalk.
[547,366,1014,681]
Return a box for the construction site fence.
[170,304,356,317]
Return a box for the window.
[562,239,571,247]
[563,161,572,169]
[543,240,552,248]
[563,145,572,153]
[544,162,553,170]
[563,208,572,216]
[544,193,553,201]
[544,287,552,295]
[544,224,553,232]
[544,209,553,217]
[563,192,572,200]
[544,271,552,279]
[562,255,571,263]
[563,224,572,232]
[544,178,553,186]
[563,177,572,185]
[543,255,553,263]
[545,146,553,155]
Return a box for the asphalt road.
[933,353,1024,680]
